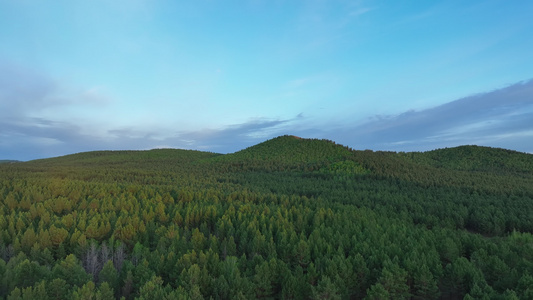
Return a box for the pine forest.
[0,135,532,299]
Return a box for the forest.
[0,135,532,299]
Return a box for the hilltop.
[212,135,362,173]
[222,135,353,162]
[0,136,532,299]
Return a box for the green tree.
[254,260,276,299]
[52,254,91,288]
[133,260,155,291]
[98,260,118,292]
[365,283,390,300]
[377,262,410,300]
[517,272,533,299]
[96,282,115,300]
[311,276,341,300]
[20,280,49,300]
[136,276,167,300]
[47,278,70,300]
[13,259,48,289]
[7,287,21,300]
[72,281,96,300]
[412,264,440,299]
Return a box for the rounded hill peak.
[219,135,356,165]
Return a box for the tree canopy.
[0,135,532,299]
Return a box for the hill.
[220,135,353,162]
[213,135,368,174]
[403,145,533,174]
[30,148,219,166]
[0,136,532,299]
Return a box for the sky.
[1,0,533,161]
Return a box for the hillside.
[31,148,219,166]
[404,145,533,174]
[219,135,353,163]
[0,136,532,299]
[212,135,367,174]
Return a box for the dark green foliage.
[99,260,119,292]
[12,259,48,290]
[407,145,533,174]
[47,278,70,300]
[52,254,91,289]
[0,135,532,299]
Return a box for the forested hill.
[219,135,353,163]
[403,145,533,174]
[212,135,362,173]
[30,149,219,167]
[0,136,533,299]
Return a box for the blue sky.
[1,0,533,160]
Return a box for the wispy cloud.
[326,79,533,153]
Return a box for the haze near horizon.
[1,0,533,160]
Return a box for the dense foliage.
[0,135,532,299]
